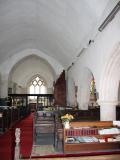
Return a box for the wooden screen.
[54,70,66,106]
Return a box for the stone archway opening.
[8,54,55,95]
[99,43,120,120]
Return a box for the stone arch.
[8,54,57,94]
[78,67,94,110]
[99,43,120,104]
[0,49,63,76]
[0,49,64,96]
[99,42,120,120]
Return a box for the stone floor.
[26,154,120,160]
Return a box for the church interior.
[0,0,120,159]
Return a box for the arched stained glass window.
[29,76,46,99]
[90,77,98,99]
[90,78,95,95]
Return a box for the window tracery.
[29,76,46,99]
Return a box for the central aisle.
[15,113,34,158]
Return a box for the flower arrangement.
[61,113,74,122]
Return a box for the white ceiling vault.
[0,0,110,68]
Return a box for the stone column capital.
[98,100,118,106]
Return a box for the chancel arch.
[8,55,56,94]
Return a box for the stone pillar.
[0,74,8,98]
[79,87,89,110]
[99,101,117,121]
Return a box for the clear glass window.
[29,76,46,99]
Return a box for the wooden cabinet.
[63,121,120,153]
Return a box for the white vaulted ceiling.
[0,0,110,68]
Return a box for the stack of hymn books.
[65,127,98,137]
[75,136,99,143]
[98,128,120,135]
[65,136,98,143]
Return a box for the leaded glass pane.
[29,76,46,96]
[36,76,40,81]
[32,80,37,86]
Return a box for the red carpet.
[0,129,15,160]
[15,113,34,158]
[0,113,33,160]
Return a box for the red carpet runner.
[0,113,33,160]
[0,129,14,160]
[15,113,33,158]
